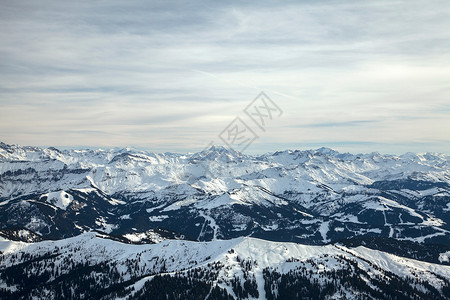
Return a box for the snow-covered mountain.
[1,232,449,299]
[1,142,450,299]
[1,142,449,245]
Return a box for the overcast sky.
[0,0,449,154]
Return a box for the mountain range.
[0,142,449,299]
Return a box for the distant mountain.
[1,142,448,245]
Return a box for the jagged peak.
[190,144,244,162]
[315,146,340,155]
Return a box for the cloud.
[0,0,449,154]
[291,120,379,128]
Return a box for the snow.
[350,246,450,287]
[439,251,450,263]
[145,203,166,213]
[0,237,28,253]
[261,223,279,231]
[74,187,96,193]
[318,221,330,243]
[1,232,450,298]
[119,214,131,220]
[333,214,365,224]
[149,215,169,222]
[293,207,313,218]
[94,216,117,233]
[40,190,73,210]
[2,142,449,207]
[362,200,391,212]
[162,198,197,211]
[406,231,447,243]
[1,142,449,251]
[123,231,165,243]
[107,198,126,205]
[25,217,50,234]
[198,211,220,240]
[195,193,242,209]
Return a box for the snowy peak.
[314,146,341,156]
[190,145,244,163]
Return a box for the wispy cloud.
[0,0,449,153]
[291,120,379,128]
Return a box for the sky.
[0,0,449,154]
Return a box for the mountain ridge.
[1,232,449,299]
[1,142,450,298]
[1,141,449,246]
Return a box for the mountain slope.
[1,142,449,245]
[1,233,449,299]
[1,142,450,299]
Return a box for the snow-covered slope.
[0,233,449,299]
[0,142,449,245]
[1,142,448,198]
[1,142,450,299]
